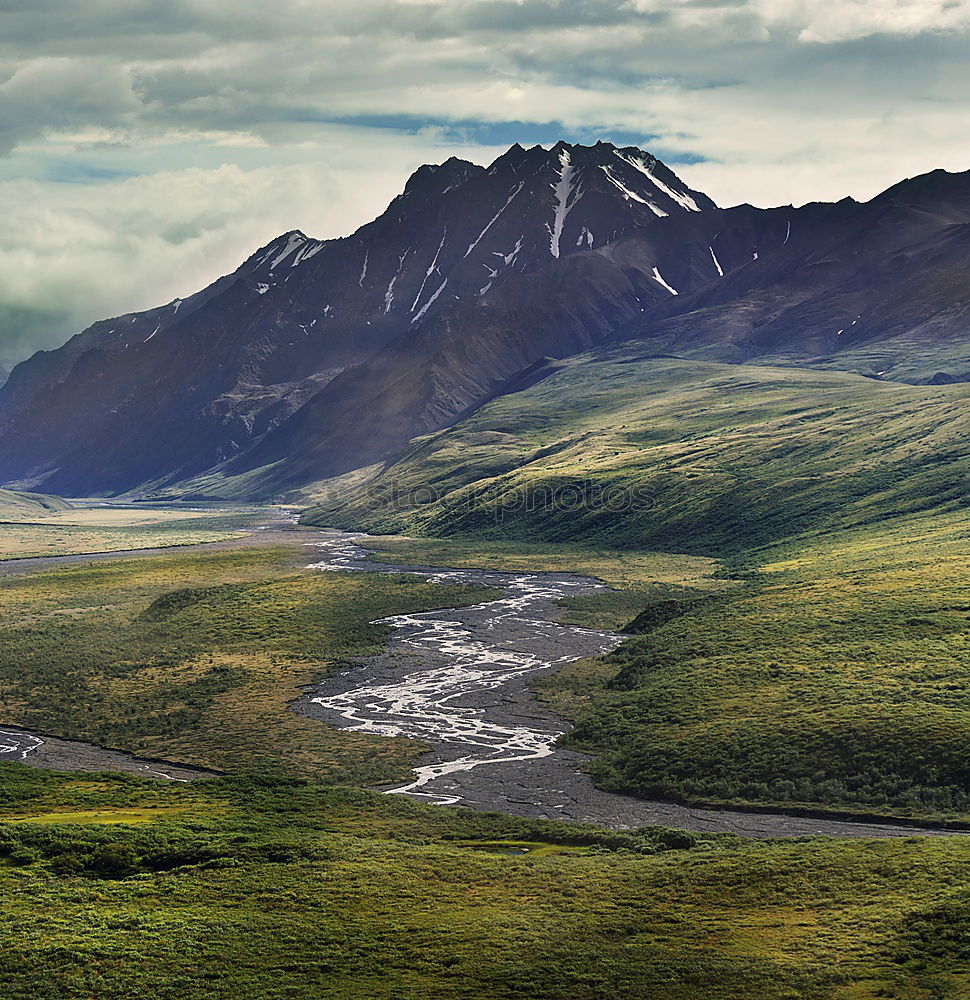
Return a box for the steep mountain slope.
[615,168,970,381]
[0,142,711,496]
[216,205,790,495]
[223,168,970,498]
[2,144,970,501]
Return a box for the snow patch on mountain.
[548,148,580,258]
[412,229,448,313]
[269,233,309,270]
[498,237,523,268]
[710,245,724,276]
[412,278,448,324]
[385,250,409,313]
[465,182,525,259]
[293,239,325,266]
[652,266,679,295]
[614,151,702,212]
[599,164,667,217]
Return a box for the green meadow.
[0,353,967,997]
[0,531,965,998]
[1,759,968,1000]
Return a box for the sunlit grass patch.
[0,546,496,780]
[3,804,224,826]
[0,505,268,559]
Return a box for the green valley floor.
[0,523,967,998]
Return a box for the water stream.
[3,524,958,836]
[297,530,962,838]
[303,531,619,804]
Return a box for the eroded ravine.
[296,530,964,839]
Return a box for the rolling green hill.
[542,508,970,821]
[303,351,970,823]
[302,350,969,554]
[0,489,72,519]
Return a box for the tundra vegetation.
[1,762,968,1000]
[0,531,967,999]
[0,354,968,997]
[0,504,268,559]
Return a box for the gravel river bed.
[295,530,964,839]
[1,522,963,837]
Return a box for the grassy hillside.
[1,766,967,1000]
[302,351,969,554]
[541,509,970,822]
[0,488,72,518]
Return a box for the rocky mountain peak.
[0,140,721,495]
[402,156,483,198]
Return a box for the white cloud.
[0,0,969,372]
[754,0,970,43]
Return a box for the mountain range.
[1,140,968,500]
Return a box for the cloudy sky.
[2,0,970,377]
